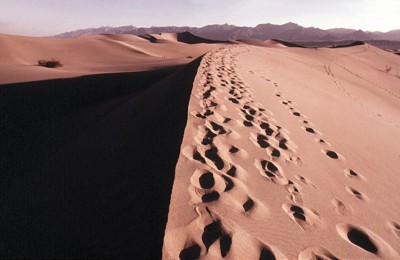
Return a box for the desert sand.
[1,33,400,259]
[0,32,221,258]
[163,42,400,259]
[0,32,219,84]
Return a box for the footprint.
[223,118,232,123]
[345,186,367,201]
[285,182,303,204]
[193,150,206,163]
[259,246,276,260]
[254,134,270,148]
[199,172,215,189]
[255,159,288,185]
[298,246,339,260]
[243,120,253,127]
[326,150,338,159]
[282,203,320,230]
[243,198,255,212]
[199,128,216,145]
[336,223,398,258]
[179,243,201,260]
[387,221,400,239]
[202,191,220,202]
[315,138,330,146]
[295,175,316,188]
[182,146,206,164]
[278,139,288,150]
[321,149,344,160]
[220,234,232,257]
[292,112,301,117]
[228,97,239,104]
[259,122,276,136]
[302,126,316,134]
[344,169,365,180]
[226,165,237,177]
[202,220,223,252]
[222,175,234,192]
[229,146,239,153]
[207,121,227,135]
[331,199,352,216]
[268,148,281,158]
[204,147,225,170]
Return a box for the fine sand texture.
[0,32,220,84]
[163,43,400,259]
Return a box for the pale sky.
[0,0,399,36]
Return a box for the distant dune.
[0,33,220,84]
[140,32,226,44]
[1,33,400,259]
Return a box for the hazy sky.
[1,0,399,36]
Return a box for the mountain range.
[55,22,400,45]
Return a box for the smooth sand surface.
[163,43,400,259]
[0,33,219,84]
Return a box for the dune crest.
[163,42,400,259]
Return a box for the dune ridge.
[0,57,205,258]
[1,32,400,259]
[163,43,400,259]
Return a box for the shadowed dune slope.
[176,32,226,44]
[0,58,202,258]
[141,32,226,44]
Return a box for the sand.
[0,33,220,258]
[163,43,400,259]
[1,33,400,259]
[0,32,219,84]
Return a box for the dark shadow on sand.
[0,59,202,258]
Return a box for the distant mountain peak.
[54,22,400,42]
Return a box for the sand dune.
[163,43,400,259]
[1,33,400,259]
[0,33,220,84]
[0,58,205,258]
